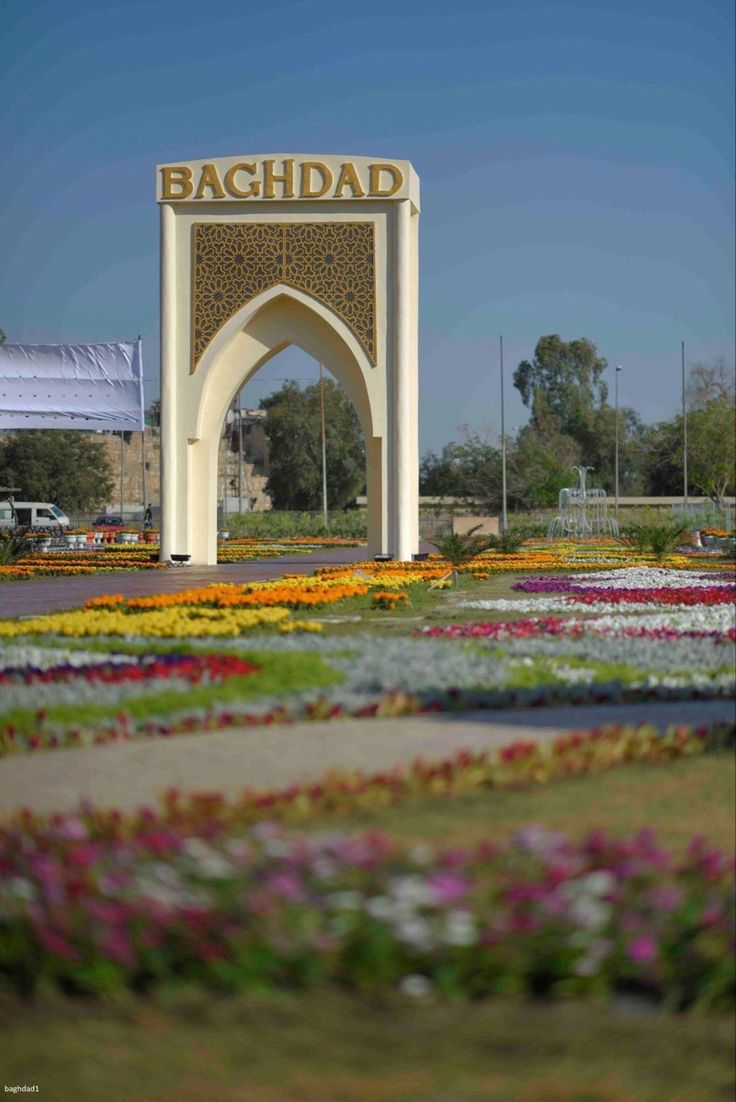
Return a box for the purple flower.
[426,872,470,905]
[267,872,303,900]
[627,935,658,964]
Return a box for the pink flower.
[646,885,682,913]
[426,872,470,905]
[67,845,99,868]
[37,927,80,962]
[267,872,303,900]
[627,935,658,964]
[101,929,135,966]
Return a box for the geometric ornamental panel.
[191,222,376,370]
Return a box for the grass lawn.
[1,754,733,1102]
[301,572,559,636]
[298,753,736,854]
[0,989,732,1102]
[0,649,340,736]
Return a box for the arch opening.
[178,287,386,564]
[215,349,368,539]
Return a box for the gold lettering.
[299,161,333,198]
[161,166,193,200]
[194,163,226,200]
[368,163,403,198]
[333,162,366,198]
[262,158,295,198]
[224,162,261,198]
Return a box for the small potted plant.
[115,529,140,545]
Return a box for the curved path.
[0,698,732,815]
[0,543,376,618]
[2,545,733,816]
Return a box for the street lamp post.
[318,362,328,527]
[500,335,508,533]
[614,365,622,518]
[681,341,688,507]
[238,388,244,515]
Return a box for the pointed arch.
[180,285,387,564]
[189,284,381,447]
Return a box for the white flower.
[409,844,434,866]
[443,910,476,946]
[182,839,231,879]
[0,877,35,903]
[580,871,616,896]
[389,875,434,908]
[396,917,433,949]
[568,897,612,930]
[327,891,362,911]
[366,896,393,920]
[399,974,433,997]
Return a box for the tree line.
[420,336,735,511]
[1,333,733,514]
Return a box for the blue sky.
[1,0,733,453]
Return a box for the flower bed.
[85,577,374,611]
[3,538,731,583]
[0,555,733,756]
[0,650,258,687]
[512,567,735,606]
[119,723,736,830]
[0,800,731,1005]
[0,605,297,639]
[0,537,365,581]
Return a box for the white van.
[0,501,70,530]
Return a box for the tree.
[261,379,365,510]
[420,430,501,507]
[641,418,683,496]
[148,399,161,428]
[514,335,609,460]
[687,398,736,504]
[0,431,114,513]
[507,419,581,509]
[686,357,735,409]
[642,360,736,503]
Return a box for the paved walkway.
[0,698,732,815]
[0,544,378,618]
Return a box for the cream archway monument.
[157,153,420,565]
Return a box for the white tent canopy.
[0,340,144,431]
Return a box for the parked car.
[0,501,70,530]
[92,515,126,531]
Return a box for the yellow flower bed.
[85,577,372,612]
[0,606,291,639]
[318,544,699,581]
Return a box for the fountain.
[547,466,619,540]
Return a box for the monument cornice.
[156,153,420,210]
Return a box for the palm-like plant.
[431,524,494,582]
[618,521,690,561]
[487,530,526,554]
[0,532,34,565]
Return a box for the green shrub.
[487,530,526,554]
[224,511,367,540]
[0,532,35,565]
[618,521,690,560]
[432,525,495,573]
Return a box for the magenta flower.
[267,872,303,900]
[37,928,80,962]
[426,872,470,905]
[627,935,658,964]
